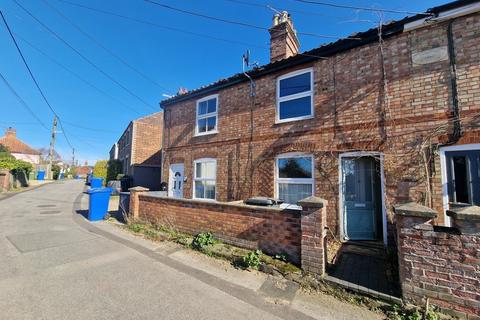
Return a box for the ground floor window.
[193,158,216,200]
[275,154,314,204]
[446,149,480,206]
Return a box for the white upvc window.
[193,158,216,200]
[195,94,218,136]
[275,153,314,205]
[276,68,314,123]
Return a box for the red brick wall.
[138,194,302,263]
[0,170,10,191]
[396,214,480,318]
[132,111,163,166]
[162,13,480,237]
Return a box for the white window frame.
[276,68,314,124]
[193,158,217,201]
[195,94,219,136]
[275,153,315,206]
[440,143,480,227]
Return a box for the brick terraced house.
[160,1,480,245]
[111,111,163,190]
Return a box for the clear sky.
[0,0,448,165]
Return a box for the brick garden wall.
[395,204,480,318]
[130,190,328,274]
[138,194,302,263]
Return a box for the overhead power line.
[0,71,49,131]
[222,0,347,19]
[0,10,74,150]
[41,0,172,93]
[58,0,266,49]
[62,120,118,134]
[11,0,157,112]
[15,33,142,116]
[58,1,335,61]
[294,0,433,16]
[143,0,361,40]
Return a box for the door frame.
[439,143,480,227]
[168,163,184,198]
[338,152,387,245]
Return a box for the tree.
[0,144,13,159]
[106,159,122,182]
[52,164,61,180]
[93,160,108,184]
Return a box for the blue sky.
[0,0,447,165]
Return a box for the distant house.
[0,128,40,165]
[111,112,163,190]
[75,165,92,178]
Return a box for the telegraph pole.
[72,148,75,167]
[48,116,57,180]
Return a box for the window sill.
[275,115,314,124]
[194,130,218,137]
[192,197,217,202]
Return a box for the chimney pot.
[268,12,300,63]
[5,127,16,138]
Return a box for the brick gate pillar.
[128,186,149,220]
[0,169,10,192]
[298,196,328,277]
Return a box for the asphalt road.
[0,180,380,320]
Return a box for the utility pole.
[72,148,75,167]
[48,115,57,180]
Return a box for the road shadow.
[76,209,89,220]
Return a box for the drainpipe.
[446,20,462,143]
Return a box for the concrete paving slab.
[169,248,268,292]
[292,290,383,320]
[259,276,300,304]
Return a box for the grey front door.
[341,157,380,240]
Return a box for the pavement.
[0,180,382,320]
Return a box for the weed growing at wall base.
[243,250,262,270]
[192,232,216,251]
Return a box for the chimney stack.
[5,127,16,138]
[269,11,300,63]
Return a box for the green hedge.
[107,159,122,182]
[0,157,33,176]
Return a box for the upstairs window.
[276,154,314,205]
[194,158,216,200]
[196,95,218,136]
[276,69,313,123]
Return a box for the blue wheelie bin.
[86,187,111,221]
[90,177,104,188]
[37,170,45,180]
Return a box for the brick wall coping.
[297,196,327,209]
[140,193,299,215]
[393,202,437,218]
[129,186,150,192]
[447,205,480,221]
[0,169,8,175]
